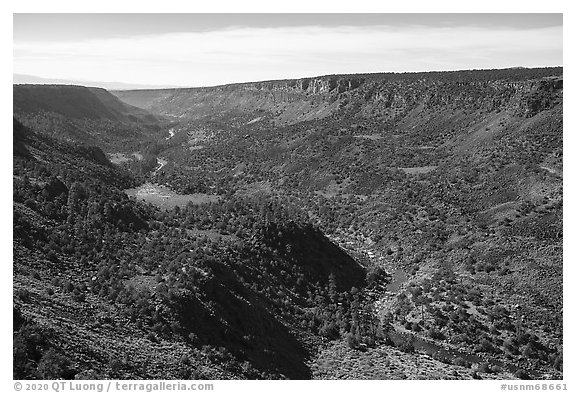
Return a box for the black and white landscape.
[13,14,563,380]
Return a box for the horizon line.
[13,65,563,92]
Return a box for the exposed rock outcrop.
[113,68,562,126]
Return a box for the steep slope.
[13,119,369,379]
[14,67,563,380]
[14,84,158,123]
[112,67,563,379]
[13,84,162,151]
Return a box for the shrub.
[553,352,563,371]
[16,288,31,302]
[427,327,445,340]
[478,338,495,353]
[478,362,492,373]
[147,333,158,343]
[319,321,339,339]
[397,336,415,353]
[454,357,469,368]
[108,359,124,376]
[37,348,71,379]
[346,332,360,349]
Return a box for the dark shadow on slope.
[173,265,312,379]
[258,223,366,291]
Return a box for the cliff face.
[112,68,562,125]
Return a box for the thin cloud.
[13,24,562,87]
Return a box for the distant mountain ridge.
[13,73,182,91]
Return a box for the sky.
[13,14,563,88]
